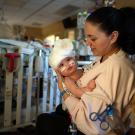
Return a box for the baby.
[49,38,96,98]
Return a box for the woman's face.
[57,57,77,77]
[84,22,116,56]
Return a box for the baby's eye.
[59,63,64,68]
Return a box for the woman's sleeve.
[64,60,124,135]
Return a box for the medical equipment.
[89,104,114,130]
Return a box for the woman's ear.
[110,31,119,45]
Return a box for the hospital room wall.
[25,21,76,41]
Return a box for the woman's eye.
[85,35,97,42]
[91,38,97,41]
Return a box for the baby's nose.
[69,60,75,65]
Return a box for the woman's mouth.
[91,48,95,51]
[91,48,96,53]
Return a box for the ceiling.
[0,0,135,28]
[0,0,97,27]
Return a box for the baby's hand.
[54,69,62,78]
[83,80,96,92]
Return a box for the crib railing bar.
[55,82,61,108]
[49,70,55,112]
[4,71,13,127]
[16,51,24,125]
[42,54,49,112]
[25,55,34,122]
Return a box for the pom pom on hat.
[49,38,75,69]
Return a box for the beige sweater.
[64,50,135,135]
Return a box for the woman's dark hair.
[86,7,135,54]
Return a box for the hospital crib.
[0,39,92,134]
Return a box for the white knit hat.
[49,38,75,69]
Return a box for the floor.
[1,129,135,135]
[0,125,36,135]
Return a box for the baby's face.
[57,57,77,77]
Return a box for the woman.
[61,7,135,135]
